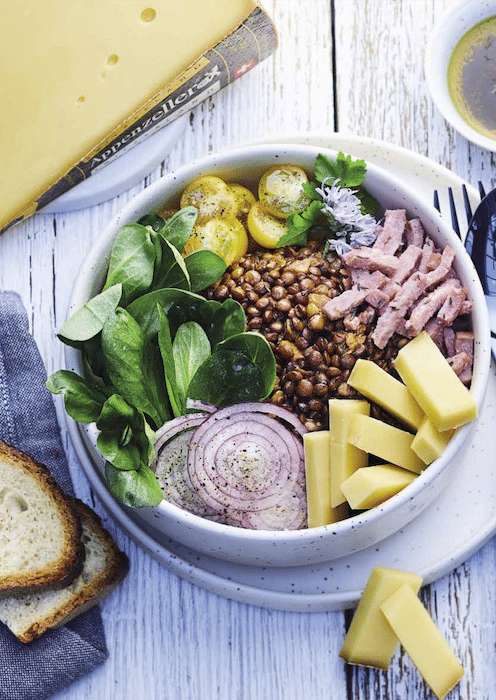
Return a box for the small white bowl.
[64,143,491,567]
[425,0,496,151]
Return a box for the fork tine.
[448,187,461,238]
[433,190,440,212]
[478,181,486,199]
[462,184,473,222]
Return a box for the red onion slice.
[187,403,307,528]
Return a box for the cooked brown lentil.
[205,241,405,431]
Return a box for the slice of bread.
[0,440,83,594]
[0,500,129,643]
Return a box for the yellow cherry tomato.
[180,175,237,223]
[184,217,249,266]
[227,183,256,220]
[247,201,287,249]
[258,164,310,219]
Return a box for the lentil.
[205,240,402,431]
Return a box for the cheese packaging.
[0,1,277,233]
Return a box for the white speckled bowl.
[64,143,491,567]
[425,0,496,151]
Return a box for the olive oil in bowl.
[448,15,496,141]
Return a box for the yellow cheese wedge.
[380,584,464,699]
[328,398,369,442]
[303,431,348,527]
[347,359,424,430]
[330,440,368,508]
[0,0,275,231]
[340,464,417,510]
[339,567,423,669]
[394,331,477,432]
[347,414,425,474]
[411,417,454,464]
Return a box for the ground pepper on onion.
[47,152,475,530]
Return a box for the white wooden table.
[3,1,496,698]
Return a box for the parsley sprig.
[276,151,379,248]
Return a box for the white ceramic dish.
[64,141,491,568]
[425,0,496,151]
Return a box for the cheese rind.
[394,332,477,432]
[347,414,425,474]
[380,584,464,699]
[347,359,424,430]
[303,431,348,527]
[411,417,454,464]
[339,567,423,669]
[340,464,416,510]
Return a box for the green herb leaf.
[187,350,265,406]
[183,249,227,291]
[217,332,276,398]
[104,224,156,303]
[315,151,367,187]
[158,206,198,253]
[57,284,122,345]
[101,307,170,428]
[151,237,190,291]
[46,369,107,423]
[276,199,323,247]
[157,306,184,417]
[105,462,163,507]
[173,321,211,400]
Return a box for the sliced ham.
[405,279,462,336]
[323,270,386,320]
[405,218,425,247]
[372,209,407,255]
[341,247,400,276]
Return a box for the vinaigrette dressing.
[448,15,496,139]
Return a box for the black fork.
[433,182,486,238]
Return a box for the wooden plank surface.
[1,1,495,698]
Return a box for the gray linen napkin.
[0,291,109,700]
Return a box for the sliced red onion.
[153,413,219,518]
[187,403,307,529]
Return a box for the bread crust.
[8,500,129,643]
[0,439,83,593]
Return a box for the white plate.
[66,132,496,611]
[40,115,188,213]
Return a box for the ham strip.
[372,209,407,255]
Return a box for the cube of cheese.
[394,331,477,432]
[411,417,454,464]
[380,584,464,699]
[330,440,368,508]
[347,414,425,474]
[347,359,424,430]
[303,431,348,527]
[340,464,417,510]
[339,567,423,669]
[328,398,369,442]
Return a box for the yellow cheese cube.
[328,398,369,442]
[347,359,424,430]
[340,464,417,510]
[380,584,464,699]
[347,414,425,474]
[303,431,348,527]
[330,440,368,508]
[394,331,477,432]
[339,567,423,669]
[411,417,455,464]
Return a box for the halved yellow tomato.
[227,183,256,220]
[184,217,249,266]
[247,201,287,249]
[180,175,237,223]
[258,164,310,219]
